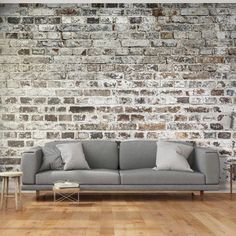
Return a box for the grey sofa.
[21,140,220,196]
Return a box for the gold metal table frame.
[53,187,80,203]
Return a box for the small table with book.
[53,181,80,203]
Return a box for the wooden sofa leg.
[200,190,204,200]
[191,191,204,200]
[36,190,40,200]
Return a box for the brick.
[8,140,24,147]
[47,132,60,139]
[131,114,145,121]
[18,132,31,139]
[152,8,164,17]
[122,40,150,47]
[218,132,231,139]
[48,97,61,105]
[8,17,20,24]
[160,32,174,39]
[139,123,166,130]
[6,33,18,39]
[87,17,100,24]
[134,132,144,138]
[35,17,48,24]
[181,8,209,16]
[20,107,38,113]
[59,115,72,121]
[210,123,223,130]
[22,17,34,24]
[18,49,30,55]
[2,114,15,121]
[84,89,110,96]
[92,4,105,8]
[184,107,209,113]
[117,114,130,121]
[69,106,95,113]
[45,115,57,122]
[211,89,224,96]
[62,132,74,139]
[129,17,142,24]
[118,132,131,138]
[91,132,103,139]
[106,3,118,8]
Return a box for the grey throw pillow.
[50,156,64,170]
[39,146,64,172]
[56,142,90,171]
[154,141,193,172]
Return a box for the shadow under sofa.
[21,140,220,198]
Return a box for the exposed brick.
[62,132,74,139]
[117,114,130,121]
[177,97,189,104]
[134,132,144,138]
[91,4,105,8]
[139,123,166,130]
[48,97,61,105]
[18,132,31,139]
[19,107,38,113]
[69,106,95,113]
[211,89,224,96]
[106,3,118,8]
[8,17,20,24]
[210,123,224,130]
[45,115,57,122]
[152,8,164,17]
[218,132,231,139]
[2,114,15,121]
[8,140,24,147]
[22,17,34,24]
[6,33,18,39]
[90,132,103,139]
[184,107,209,113]
[131,114,145,121]
[47,132,60,139]
[87,17,99,24]
[18,49,30,55]
[59,115,72,121]
[160,32,174,39]
[129,17,142,24]
[0,3,235,174]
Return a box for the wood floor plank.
[0,193,236,236]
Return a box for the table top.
[0,171,23,177]
[53,187,80,192]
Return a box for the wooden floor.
[0,192,236,236]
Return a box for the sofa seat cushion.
[36,169,120,185]
[119,168,205,185]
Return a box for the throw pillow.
[56,142,90,171]
[50,156,64,170]
[154,141,193,172]
[39,146,64,172]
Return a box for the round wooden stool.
[0,171,23,210]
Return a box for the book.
[54,181,80,189]
[226,157,236,163]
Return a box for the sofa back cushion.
[45,140,119,170]
[119,141,157,170]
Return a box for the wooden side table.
[225,159,236,196]
[0,171,23,210]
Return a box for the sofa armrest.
[21,146,43,184]
[194,147,220,185]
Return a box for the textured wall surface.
[0,3,235,178]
